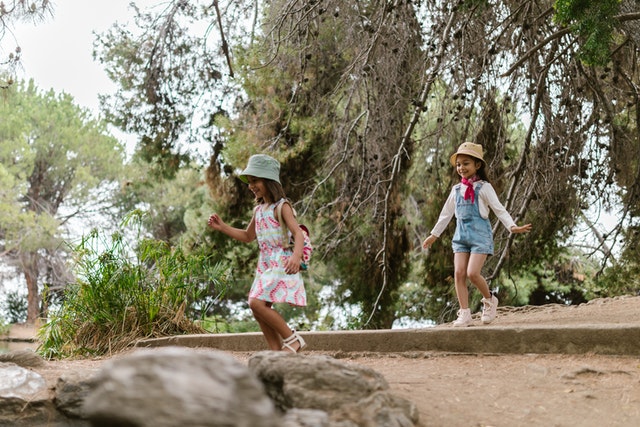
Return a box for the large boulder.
[82,347,279,427]
[248,352,419,426]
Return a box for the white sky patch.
[3,0,159,113]
[2,0,163,156]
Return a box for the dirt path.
[347,295,640,427]
[345,352,639,427]
[7,296,640,427]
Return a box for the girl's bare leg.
[466,253,491,299]
[249,298,298,351]
[453,252,470,309]
[253,316,282,350]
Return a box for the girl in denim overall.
[423,143,532,327]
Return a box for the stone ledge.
[135,324,640,356]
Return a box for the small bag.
[276,201,313,270]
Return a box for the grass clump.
[39,212,228,359]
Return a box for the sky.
[4,0,159,115]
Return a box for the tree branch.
[502,12,640,78]
[211,0,234,78]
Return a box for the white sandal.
[281,330,306,353]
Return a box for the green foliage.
[1,290,28,324]
[38,211,230,359]
[0,79,124,245]
[595,265,640,296]
[495,249,596,306]
[94,3,225,178]
[200,315,261,334]
[593,225,640,296]
[392,282,438,327]
[0,318,9,336]
[458,0,491,12]
[0,78,125,323]
[115,160,207,243]
[554,0,621,66]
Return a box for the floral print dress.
[248,199,307,306]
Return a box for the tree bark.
[20,252,41,325]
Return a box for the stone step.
[136,324,640,356]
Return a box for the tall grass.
[0,318,9,336]
[39,211,228,358]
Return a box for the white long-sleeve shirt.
[430,181,517,237]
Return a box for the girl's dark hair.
[476,159,490,182]
[256,179,287,204]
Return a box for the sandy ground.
[4,296,640,427]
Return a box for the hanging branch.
[503,12,640,77]
[211,0,234,77]
[363,4,458,327]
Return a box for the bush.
[38,211,229,358]
[1,290,27,324]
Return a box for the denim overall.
[451,182,494,255]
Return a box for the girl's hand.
[511,223,532,234]
[284,253,302,275]
[422,235,437,250]
[207,214,224,230]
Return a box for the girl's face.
[455,154,482,179]
[246,176,269,201]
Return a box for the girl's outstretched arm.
[510,223,532,234]
[208,213,256,243]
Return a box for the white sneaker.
[481,295,499,324]
[453,308,472,327]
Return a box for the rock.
[282,408,330,427]
[54,371,96,419]
[0,362,47,400]
[82,347,280,427]
[0,362,83,426]
[248,352,419,426]
[332,391,420,427]
[249,352,388,411]
[0,349,46,368]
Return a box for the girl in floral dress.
[207,154,307,352]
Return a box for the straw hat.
[239,154,281,184]
[449,142,485,166]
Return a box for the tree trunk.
[21,252,41,325]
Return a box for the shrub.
[38,211,229,358]
[1,290,27,324]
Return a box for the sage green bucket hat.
[239,154,281,184]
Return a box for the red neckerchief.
[461,176,479,203]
